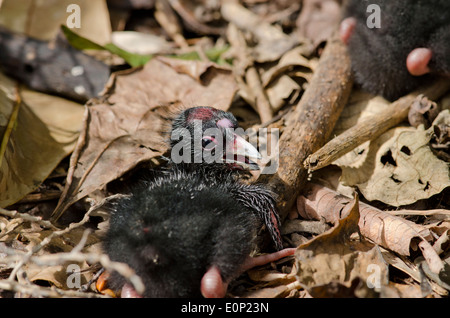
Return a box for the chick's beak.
[224,133,262,170]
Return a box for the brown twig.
[168,0,224,35]
[8,195,124,282]
[15,190,62,204]
[258,34,353,220]
[226,23,273,123]
[1,194,144,297]
[0,279,109,298]
[0,207,58,230]
[245,67,274,124]
[0,249,144,296]
[221,1,283,41]
[155,0,189,48]
[304,78,450,172]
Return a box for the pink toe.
[407,48,432,76]
[201,265,228,298]
[339,17,356,45]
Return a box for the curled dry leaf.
[430,111,450,162]
[52,56,237,219]
[261,45,315,87]
[298,183,445,274]
[295,194,389,297]
[296,0,342,48]
[19,264,85,289]
[408,94,440,129]
[237,260,299,298]
[262,45,316,112]
[168,0,225,36]
[221,1,298,63]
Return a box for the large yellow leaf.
[0,0,111,44]
[0,72,84,207]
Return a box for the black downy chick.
[169,106,283,250]
[103,106,290,298]
[340,0,450,101]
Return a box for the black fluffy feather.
[103,106,282,297]
[103,166,258,297]
[343,0,450,101]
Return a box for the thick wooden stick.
[304,78,450,172]
[258,35,353,220]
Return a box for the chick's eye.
[202,137,216,150]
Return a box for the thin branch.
[0,248,145,296]
[0,207,58,230]
[0,279,109,298]
[7,195,121,282]
[258,34,353,220]
[304,78,450,172]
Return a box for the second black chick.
[103,167,258,297]
[340,0,450,101]
[103,106,292,298]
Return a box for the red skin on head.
[186,107,218,122]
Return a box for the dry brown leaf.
[266,76,300,112]
[240,281,301,298]
[0,0,111,44]
[261,45,315,112]
[20,261,91,289]
[0,73,84,208]
[295,194,389,297]
[408,94,440,129]
[261,45,315,87]
[332,90,391,170]
[298,183,444,274]
[0,211,101,290]
[221,1,298,63]
[281,219,330,236]
[335,110,450,206]
[53,57,237,219]
[380,248,449,296]
[296,0,342,48]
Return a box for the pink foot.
[121,283,143,298]
[201,265,228,298]
[120,248,297,298]
[407,48,432,76]
[201,248,296,298]
[339,17,356,45]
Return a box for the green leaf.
[205,45,230,63]
[61,25,152,67]
[169,46,232,65]
[61,25,104,51]
[103,43,152,67]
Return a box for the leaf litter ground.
[0,0,449,298]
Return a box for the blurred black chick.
[103,106,287,298]
[340,0,450,101]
